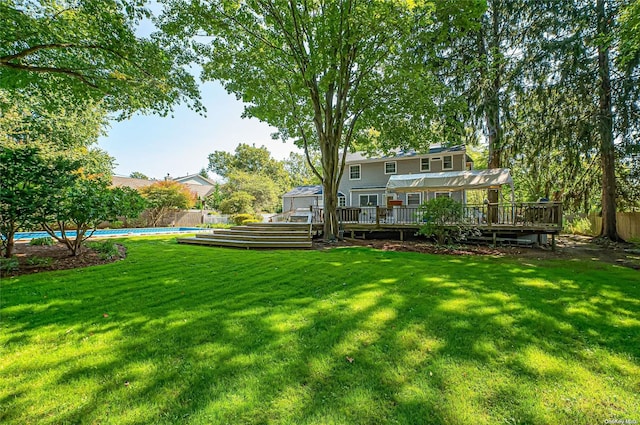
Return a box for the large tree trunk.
[320,134,341,241]
[3,228,15,258]
[596,0,621,241]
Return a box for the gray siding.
[283,195,320,212]
[338,153,467,207]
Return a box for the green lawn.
[1,237,639,425]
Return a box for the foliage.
[198,168,209,179]
[43,180,146,256]
[29,237,54,246]
[203,183,224,211]
[139,180,196,226]
[618,0,640,67]
[108,220,124,229]
[208,144,288,182]
[0,256,18,274]
[418,197,474,245]
[0,0,202,118]
[565,217,596,236]
[283,151,322,187]
[229,213,263,226]
[223,170,280,213]
[26,256,53,267]
[1,238,639,423]
[86,240,121,260]
[0,144,79,257]
[219,192,255,215]
[208,143,292,210]
[160,0,483,239]
[0,89,108,150]
[129,171,149,180]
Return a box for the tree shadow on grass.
[1,243,639,424]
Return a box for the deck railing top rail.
[311,202,563,230]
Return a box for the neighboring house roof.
[343,144,470,164]
[283,185,345,197]
[173,174,217,186]
[112,176,215,199]
[112,176,157,190]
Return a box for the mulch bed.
[3,242,127,277]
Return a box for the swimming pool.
[14,227,205,241]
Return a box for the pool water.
[14,227,204,241]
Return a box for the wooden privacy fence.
[589,212,640,241]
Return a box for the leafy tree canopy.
[139,180,196,226]
[160,0,484,238]
[130,171,149,180]
[0,0,202,118]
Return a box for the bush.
[87,240,121,260]
[0,257,19,273]
[109,220,124,229]
[26,256,53,267]
[418,197,478,245]
[29,237,54,246]
[565,217,594,235]
[230,213,263,225]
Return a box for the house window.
[435,192,451,198]
[443,155,453,170]
[349,164,361,180]
[338,195,346,207]
[407,193,422,206]
[420,158,430,172]
[359,194,378,206]
[384,161,397,174]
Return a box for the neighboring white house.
[281,144,474,212]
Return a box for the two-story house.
[281,145,474,212]
[338,144,473,208]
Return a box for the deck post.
[375,207,380,226]
[551,233,556,252]
[400,230,404,241]
[492,232,497,246]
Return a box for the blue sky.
[98,81,300,180]
[97,4,299,181]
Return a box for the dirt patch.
[314,234,640,270]
[2,242,127,278]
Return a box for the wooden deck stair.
[177,222,313,249]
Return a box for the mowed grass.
[1,237,639,425]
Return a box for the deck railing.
[310,202,562,230]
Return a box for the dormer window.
[443,155,453,170]
[384,161,397,174]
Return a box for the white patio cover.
[386,168,514,200]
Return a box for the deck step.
[245,222,310,228]
[180,221,312,249]
[205,229,310,236]
[178,237,312,249]
[196,233,311,242]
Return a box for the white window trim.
[337,195,346,207]
[384,161,397,175]
[420,157,430,172]
[349,164,361,180]
[406,192,422,206]
[358,194,378,207]
[442,155,454,170]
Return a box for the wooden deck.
[309,202,563,238]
